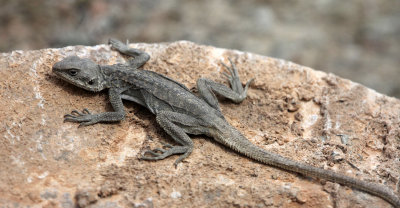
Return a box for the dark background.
[1,0,399,97]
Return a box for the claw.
[228,58,239,77]
[64,109,91,118]
[63,108,96,125]
[78,122,91,128]
[245,78,255,88]
[70,110,81,115]
[222,59,239,85]
[64,114,76,119]
[142,147,167,157]
[144,150,162,157]
[160,141,173,149]
[221,61,234,76]
[222,72,230,79]
[82,108,91,114]
[221,61,238,88]
[64,117,74,121]
[141,145,191,166]
[153,147,167,153]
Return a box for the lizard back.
[103,65,219,117]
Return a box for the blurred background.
[1,0,399,97]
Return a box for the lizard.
[52,38,400,207]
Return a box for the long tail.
[217,126,400,207]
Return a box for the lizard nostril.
[88,80,94,85]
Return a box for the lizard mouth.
[52,66,61,74]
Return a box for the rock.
[0,41,399,207]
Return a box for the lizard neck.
[97,65,110,89]
[100,65,133,89]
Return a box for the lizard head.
[53,56,106,92]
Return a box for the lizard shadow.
[47,73,97,98]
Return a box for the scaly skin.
[52,38,400,207]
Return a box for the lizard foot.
[64,108,97,127]
[141,145,193,167]
[221,58,254,103]
[108,38,128,53]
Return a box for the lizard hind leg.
[141,111,207,166]
[197,58,254,112]
[221,58,254,100]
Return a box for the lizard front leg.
[109,38,150,69]
[142,111,209,166]
[197,58,254,112]
[64,88,126,126]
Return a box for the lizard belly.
[121,88,147,107]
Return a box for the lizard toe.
[141,145,191,164]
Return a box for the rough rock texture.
[1,42,399,208]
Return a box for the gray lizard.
[52,38,400,207]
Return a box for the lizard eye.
[69,69,78,76]
[88,80,94,85]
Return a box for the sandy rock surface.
[1,42,399,207]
